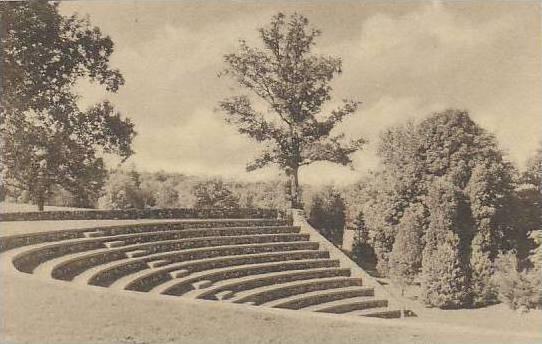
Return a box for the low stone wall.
[0,208,284,222]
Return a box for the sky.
[60,1,542,185]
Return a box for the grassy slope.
[1,269,540,344]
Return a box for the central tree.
[219,13,364,207]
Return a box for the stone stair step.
[263,286,374,309]
[147,259,171,268]
[125,250,148,258]
[349,307,403,319]
[104,241,125,248]
[169,269,190,279]
[305,296,388,314]
[192,280,213,289]
[83,231,105,238]
[215,290,235,300]
[228,275,360,304]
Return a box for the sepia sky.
[60,1,542,185]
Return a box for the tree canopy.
[0,1,135,209]
[192,178,240,209]
[219,13,364,207]
[355,109,519,308]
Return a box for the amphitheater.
[1,207,540,344]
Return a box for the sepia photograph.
[0,1,541,343]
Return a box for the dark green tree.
[219,13,365,208]
[465,161,514,306]
[308,186,346,246]
[421,179,470,308]
[353,210,369,244]
[0,1,135,210]
[389,203,426,295]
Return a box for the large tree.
[0,1,135,210]
[219,13,364,207]
[360,110,518,307]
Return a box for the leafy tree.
[308,186,346,246]
[192,179,240,209]
[421,179,470,308]
[219,13,365,208]
[359,109,517,306]
[389,203,426,295]
[0,1,135,210]
[359,171,404,275]
[508,147,542,264]
[154,181,180,208]
[98,170,145,209]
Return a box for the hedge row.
[0,208,285,222]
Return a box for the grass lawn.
[0,201,91,213]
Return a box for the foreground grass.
[1,269,540,344]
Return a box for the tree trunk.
[37,194,45,211]
[290,166,301,209]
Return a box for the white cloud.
[65,3,541,182]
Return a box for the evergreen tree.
[465,161,513,305]
[308,186,346,246]
[421,179,470,308]
[389,203,425,295]
[353,210,369,244]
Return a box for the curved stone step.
[123,251,333,292]
[302,296,388,314]
[348,307,403,318]
[83,242,321,287]
[0,219,289,253]
[66,241,320,284]
[185,268,353,300]
[262,286,374,309]
[147,258,340,295]
[231,276,363,305]
[83,220,291,238]
[46,233,310,280]
[13,227,302,273]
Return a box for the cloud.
[334,3,541,169]
[66,2,541,183]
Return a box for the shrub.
[308,186,346,246]
[492,252,542,311]
[192,179,240,209]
